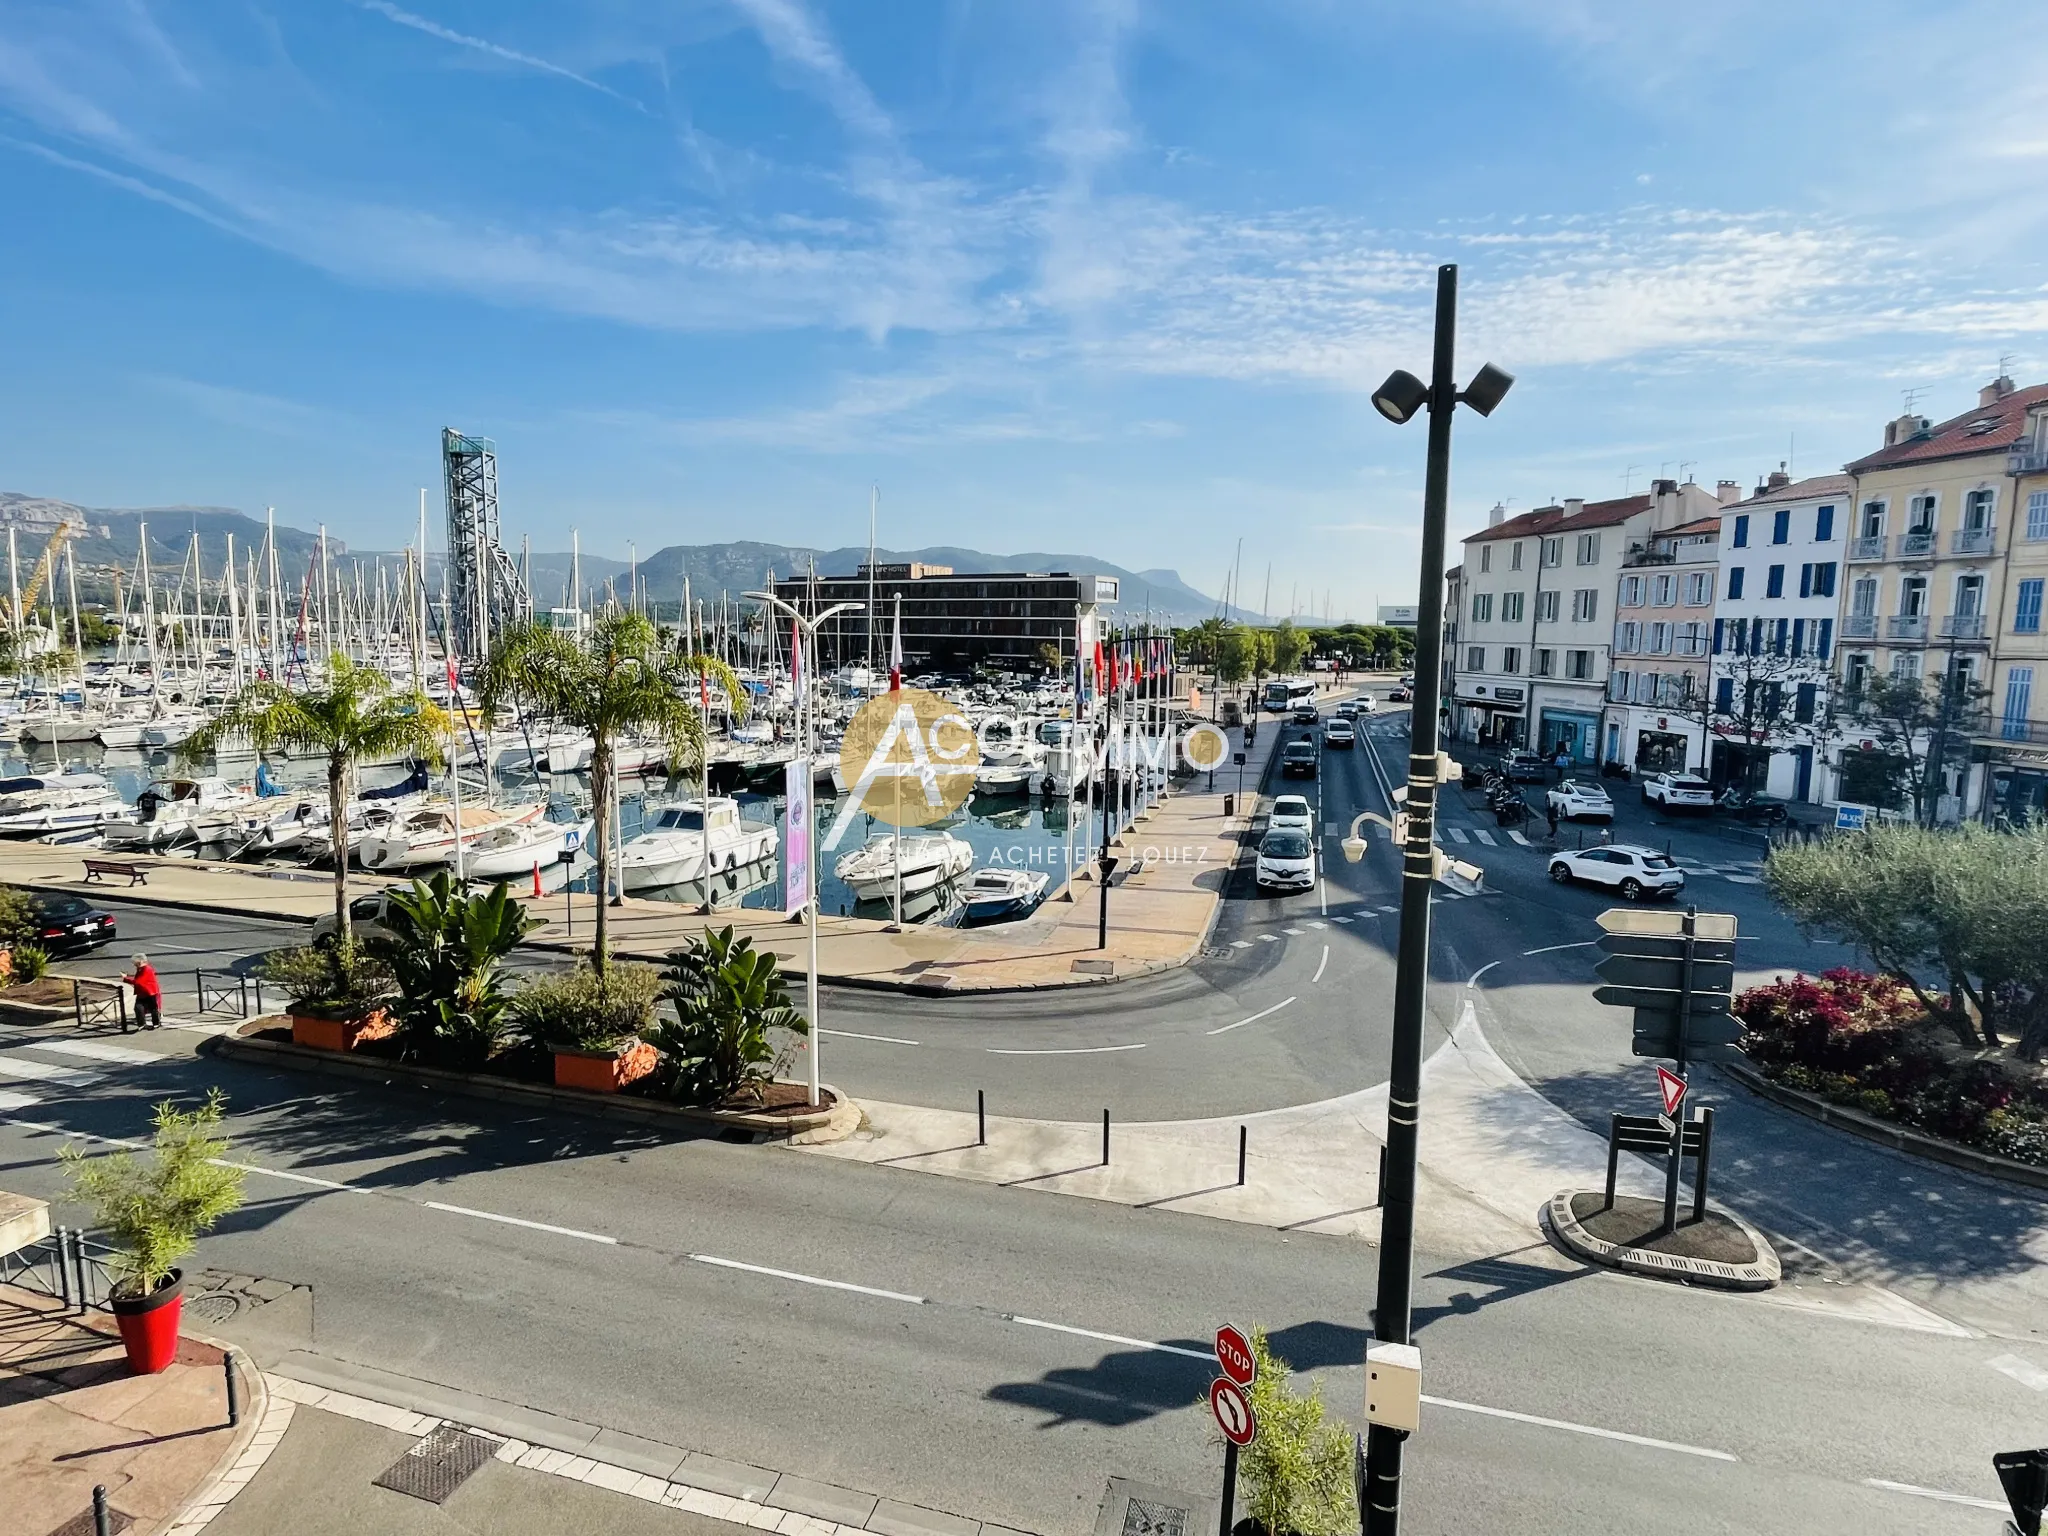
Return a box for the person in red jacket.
[126,954,162,1030]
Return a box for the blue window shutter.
[1714,677,1733,713]
[1775,618,1789,654]
[1817,618,1833,659]
[1815,505,1834,541]
[1773,509,1791,544]
[1732,515,1749,548]
[1799,564,1812,599]
[1791,619,1805,656]
[1713,618,1724,654]
[1727,567,1745,599]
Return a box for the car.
[1547,779,1614,821]
[1718,787,1790,824]
[1255,829,1317,892]
[1334,699,1359,719]
[1506,751,1549,783]
[1290,702,1320,725]
[1281,741,1318,779]
[1642,773,1715,810]
[311,890,404,945]
[1267,794,1314,834]
[1324,718,1356,748]
[1547,845,1686,901]
[1388,685,1411,703]
[25,893,116,954]
[1353,693,1377,713]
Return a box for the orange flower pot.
[552,1039,657,1093]
[291,1008,395,1052]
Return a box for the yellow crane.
[3,520,79,632]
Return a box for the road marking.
[1208,996,1298,1036]
[1312,947,1329,984]
[36,1040,162,1066]
[1006,1317,1213,1361]
[0,1057,96,1086]
[1330,915,1352,924]
[1507,830,1530,846]
[1989,1352,2048,1391]
[821,1028,921,1047]
[1523,941,1598,956]
[0,1090,43,1111]
[1379,904,1398,913]
[1230,939,1253,948]
[1258,933,1281,943]
[1466,961,1501,987]
[1283,926,1304,936]
[218,1160,368,1192]
[1474,829,1497,846]
[692,1253,925,1305]
[1862,1480,2006,1511]
[987,1043,1148,1055]
[1420,1396,1738,1461]
[1306,920,1327,929]
[423,1202,618,1244]
[1447,827,1469,844]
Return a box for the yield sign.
[1656,1066,1687,1118]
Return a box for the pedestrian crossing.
[0,1027,209,1112]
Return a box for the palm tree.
[478,610,741,970]
[179,654,450,945]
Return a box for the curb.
[163,1335,289,1536]
[205,1028,860,1143]
[1542,1190,1781,1291]
[1721,1060,2048,1194]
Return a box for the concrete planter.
[290,1007,395,1053]
[550,1038,658,1094]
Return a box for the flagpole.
[888,594,903,932]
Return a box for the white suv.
[1547,845,1686,901]
[1642,773,1715,810]
[1267,795,1314,835]
[1255,830,1317,892]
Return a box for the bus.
[1262,678,1316,713]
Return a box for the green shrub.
[262,941,393,1015]
[0,885,37,949]
[60,1090,247,1297]
[1209,1328,1357,1536]
[648,927,808,1105]
[372,872,538,1067]
[9,941,50,983]
[511,960,661,1050]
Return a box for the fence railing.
[0,1227,123,1312]
[72,979,127,1032]
[194,970,266,1019]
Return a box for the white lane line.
[0,1090,43,1111]
[1330,915,1352,924]
[1230,939,1253,949]
[1421,1396,1737,1461]
[988,1043,1148,1055]
[692,1253,925,1305]
[1989,1352,2048,1391]
[1006,1317,1213,1361]
[1311,947,1329,984]
[1474,829,1497,846]
[1447,827,1469,844]
[0,1057,96,1086]
[1283,927,1305,936]
[1466,960,1501,988]
[1862,1480,2005,1511]
[424,1201,617,1244]
[36,1039,163,1065]
[1306,920,1328,930]
[1523,940,1598,956]
[1208,996,1297,1036]
[1507,830,1530,846]
[1258,933,1281,944]
[820,1028,921,1047]
[217,1160,367,1193]
[1379,904,1398,913]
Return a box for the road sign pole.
[1220,1439,1240,1536]
[1662,904,1697,1237]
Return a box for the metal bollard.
[1101,1109,1110,1167]
[225,1352,241,1427]
[1237,1125,1247,1186]
[73,1229,90,1310]
[55,1228,72,1309]
[977,1090,986,1147]
[93,1484,111,1536]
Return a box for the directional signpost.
[1997,1446,2048,1536]
[1211,1326,1259,1536]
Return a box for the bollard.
[225,1352,241,1427]
[72,1227,90,1310]
[1101,1109,1110,1167]
[977,1090,986,1147]
[1237,1125,1247,1186]
[93,1485,111,1536]
[55,1228,72,1309]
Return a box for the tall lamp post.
[745,589,863,1107]
[1360,263,1512,1536]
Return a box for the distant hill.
[0,492,337,577]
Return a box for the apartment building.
[1842,376,2048,819]
[1609,511,1721,774]
[1705,472,1848,802]
[1451,479,1724,764]
[1987,399,2048,823]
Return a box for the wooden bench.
[82,859,148,887]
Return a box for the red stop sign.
[1215,1325,1256,1386]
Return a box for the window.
[2029,491,2048,541]
[1574,533,1598,565]
[1534,648,1555,676]
[1510,541,1524,571]
[1812,562,1836,598]
[1480,544,1493,574]
[1501,591,1525,623]
[1799,563,1813,599]
[1772,508,1791,544]
[1651,573,1676,605]
[1900,575,1929,617]
[1572,588,1598,622]
[1714,676,1734,714]
[1621,575,1644,606]
[1471,593,1493,622]
[1615,621,1640,653]
[1679,621,1708,656]
[1851,577,1877,617]
[1766,564,1785,599]
[1845,652,1873,692]
[1501,646,1522,674]
[1908,493,1937,533]
[1770,618,1787,655]
[2015,578,2043,634]
[1648,621,1672,654]
[1817,618,1833,660]
[1891,651,1923,682]
[1731,514,1750,548]
[1685,571,1712,605]
[2006,667,2036,740]
[1713,618,1725,654]
[1608,668,1632,702]
[1815,505,1835,542]
[1955,573,1985,619]
[1541,537,1562,568]
[1795,682,1818,724]
[1726,566,1746,600]
[1791,619,1806,657]
[1465,646,1485,671]
[1566,649,1593,679]
[1536,589,1559,622]
[1859,500,1886,538]
[1964,488,1995,532]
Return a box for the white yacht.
[0,773,126,836]
[619,798,778,891]
[833,830,974,903]
[461,817,591,880]
[99,777,258,850]
[357,799,548,870]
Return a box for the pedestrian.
[1598,824,1613,846]
[1553,747,1571,782]
[126,953,162,1031]
[1545,801,1559,839]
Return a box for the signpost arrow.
[1596,932,1737,965]
[1656,1066,1687,1118]
[1597,907,1738,941]
[1594,953,1735,993]
[1995,1447,2048,1536]
[1593,984,1733,1014]
[1631,1015,1745,1058]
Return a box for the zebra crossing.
[0,1027,213,1111]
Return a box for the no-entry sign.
[1215,1325,1256,1387]
[1210,1378,1257,1447]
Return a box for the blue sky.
[4,1,2047,617]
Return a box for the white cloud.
[354,1,649,110]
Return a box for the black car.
[1388,685,1411,702]
[1290,702,1319,725]
[1281,741,1318,779]
[27,893,117,954]
[1506,751,1549,783]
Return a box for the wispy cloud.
[140,375,341,439]
[354,0,649,111]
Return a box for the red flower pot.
[110,1269,184,1374]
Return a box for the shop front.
[1635,729,1690,774]
[1538,707,1601,765]
[1455,684,1527,749]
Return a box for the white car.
[311,890,402,945]
[1324,718,1356,748]
[1354,694,1378,713]
[1547,845,1686,901]
[1642,773,1715,810]
[1267,795,1314,835]
[1546,779,1614,822]
[1255,829,1317,892]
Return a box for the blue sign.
[1834,803,1867,831]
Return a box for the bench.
[82,859,148,887]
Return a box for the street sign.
[1834,803,1868,832]
[1596,933,1737,965]
[1214,1326,1257,1387]
[1210,1378,1257,1447]
[1995,1447,2048,1536]
[1593,953,1735,993]
[1656,1066,1687,1117]
[1593,985,1733,1014]
[1656,1113,1675,1136]
[1631,1016,1745,1057]
[1596,908,1738,941]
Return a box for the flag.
[1108,636,1120,692]
[699,664,710,714]
[889,595,903,691]
[1092,638,1105,694]
[445,650,460,693]
[790,615,802,690]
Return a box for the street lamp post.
[745,590,863,1107]
[1361,263,1512,1536]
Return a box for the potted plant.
[1211,1329,1357,1536]
[371,871,538,1068]
[647,926,810,1107]
[0,883,36,979]
[511,958,663,1091]
[61,1091,246,1374]
[264,940,396,1051]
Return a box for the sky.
[4,1,2048,619]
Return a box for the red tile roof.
[1731,473,1851,508]
[1845,384,2048,473]
[1463,494,1650,544]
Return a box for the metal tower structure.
[441,428,529,667]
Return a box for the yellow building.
[1989,396,2048,821]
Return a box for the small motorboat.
[0,773,126,836]
[833,830,974,903]
[357,799,548,870]
[974,762,1034,796]
[620,797,778,891]
[100,777,258,850]
[960,866,1050,924]
[461,817,592,880]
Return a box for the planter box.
[551,1039,657,1093]
[291,1008,395,1053]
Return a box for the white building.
[1707,472,1850,803]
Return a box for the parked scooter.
[1717,786,1790,825]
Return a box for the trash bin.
[1223,793,1235,817]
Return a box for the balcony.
[1994,718,2048,746]
[1842,613,1878,639]
[1938,613,1987,642]
[1622,547,1677,568]
[1896,530,1937,559]
[2008,448,2048,476]
[1951,527,1995,556]
[1847,534,1886,561]
[1886,614,1930,641]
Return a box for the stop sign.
[1215,1325,1256,1387]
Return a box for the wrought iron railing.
[1937,613,1987,641]
[1847,535,1886,561]
[1842,614,1878,638]
[1951,527,1995,556]
[1887,614,1930,641]
[1896,530,1936,558]
[0,1228,123,1312]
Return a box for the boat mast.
[222,534,241,692]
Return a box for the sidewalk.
[1,1282,271,1536]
